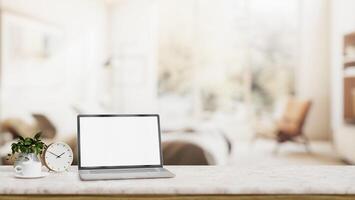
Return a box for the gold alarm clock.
[43,142,73,172]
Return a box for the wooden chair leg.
[302,135,311,153]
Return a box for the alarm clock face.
[44,142,73,172]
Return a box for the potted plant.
[7,132,47,167]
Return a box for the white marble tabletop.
[1,165,355,195]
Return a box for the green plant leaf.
[11,146,15,154]
[9,132,46,155]
[34,132,42,140]
[20,146,26,153]
[24,138,32,145]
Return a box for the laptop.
[77,114,175,180]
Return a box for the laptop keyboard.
[89,168,161,174]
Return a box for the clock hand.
[48,151,59,157]
[56,152,65,158]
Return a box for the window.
[158,0,299,124]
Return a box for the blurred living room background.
[0,0,354,166]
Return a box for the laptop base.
[79,167,175,181]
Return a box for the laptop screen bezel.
[77,114,163,170]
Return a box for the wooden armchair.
[275,98,312,152]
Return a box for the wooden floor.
[1,195,355,200]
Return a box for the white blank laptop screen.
[79,116,161,167]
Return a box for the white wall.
[297,0,331,140]
[0,0,108,140]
